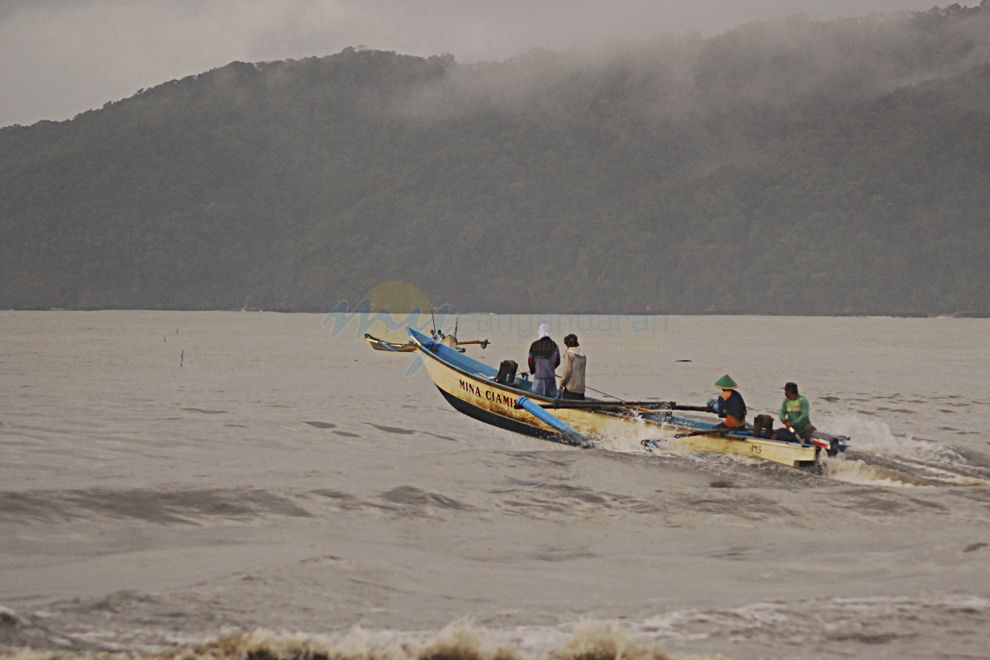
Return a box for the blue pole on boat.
[516,396,591,448]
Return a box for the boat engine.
[827,435,849,457]
[496,360,518,385]
[752,414,773,438]
[811,432,849,457]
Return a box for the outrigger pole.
[543,400,710,412]
[454,339,490,348]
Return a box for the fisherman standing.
[708,374,747,433]
[773,382,815,442]
[528,323,560,398]
[558,333,586,400]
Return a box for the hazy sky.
[0,0,944,128]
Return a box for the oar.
[781,424,830,449]
[515,396,592,448]
[455,339,491,349]
[674,428,721,439]
[674,426,750,439]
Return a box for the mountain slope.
[2,4,989,314]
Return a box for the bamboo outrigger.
[364,330,490,354]
[406,328,848,470]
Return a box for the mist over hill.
[2,3,989,314]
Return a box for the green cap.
[715,374,738,389]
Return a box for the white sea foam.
[819,414,987,486]
[822,457,926,487]
[594,414,668,454]
[176,621,689,660]
[629,594,990,650]
[820,413,959,462]
[185,596,990,659]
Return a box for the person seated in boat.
[528,323,560,398]
[773,382,816,442]
[708,374,747,434]
[558,333,586,400]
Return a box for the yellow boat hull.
[671,433,818,467]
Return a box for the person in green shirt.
[773,381,816,442]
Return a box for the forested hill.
[2,3,989,314]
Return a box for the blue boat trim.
[516,396,591,447]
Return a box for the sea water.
[1,311,988,659]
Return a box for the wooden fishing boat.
[364,333,417,352]
[407,328,848,470]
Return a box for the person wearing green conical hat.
[708,374,747,433]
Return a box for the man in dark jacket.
[528,323,560,397]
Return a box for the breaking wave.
[0,618,683,660]
[820,414,990,487]
[6,596,989,659]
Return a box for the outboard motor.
[810,431,849,457]
[828,434,850,457]
[495,360,518,385]
[752,414,774,438]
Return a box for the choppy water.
[1,311,989,659]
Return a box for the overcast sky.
[0,0,943,128]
